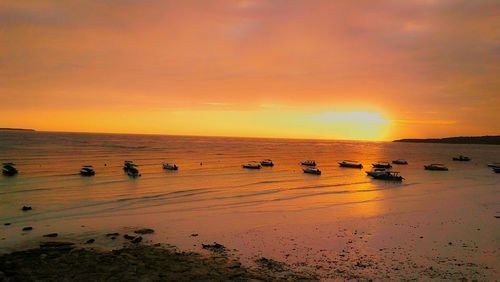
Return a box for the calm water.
[1,131,499,273]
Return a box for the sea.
[1,131,499,278]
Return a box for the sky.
[1,0,499,141]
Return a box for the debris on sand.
[134,228,154,235]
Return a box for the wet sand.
[0,219,497,281]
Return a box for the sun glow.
[3,109,392,141]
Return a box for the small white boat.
[339,160,363,168]
[162,163,178,170]
[301,160,316,166]
[242,162,261,169]
[424,164,448,171]
[2,162,18,176]
[80,165,95,176]
[303,167,321,175]
[260,159,274,167]
[365,168,387,177]
[372,171,403,182]
[372,162,392,169]
[452,155,470,161]
[487,163,500,168]
[127,166,141,177]
[392,159,408,165]
[123,161,137,171]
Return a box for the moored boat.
[80,165,95,176]
[260,159,274,167]
[487,163,500,168]
[127,166,141,177]
[162,163,178,170]
[372,162,392,169]
[392,159,408,165]
[242,162,261,169]
[123,161,137,171]
[303,167,321,175]
[2,163,18,176]
[372,171,403,181]
[339,160,363,168]
[424,164,448,171]
[452,155,470,161]
[365,168,388,177]
[493,167,500,173]
[301,160,316,166]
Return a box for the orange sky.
[1,0,499,140]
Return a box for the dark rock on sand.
[21,206,32,211]
[86,239,95,244]
[202,242,226,253]
[40,242,75,249]
[22,227,33,231]
[131,236,143,244]
[123,234,135,240]
[43,233,58,238]
[134,228,154,235]
[191,233,199,237]
[4,223,11,226]
[255,257,286,272]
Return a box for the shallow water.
[1,131,499,278]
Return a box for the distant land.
[0,128,35,131]
[393,136,500,145]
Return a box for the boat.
[303,167,321,175]
[365,168,388,177]
[162,163,178,170]
[392,159,408,165]
[452,155,470,161]
[127,166,141,177]
[80,165,95,176]
[339,160,363,168]
[372,171,403,182]
[493,167,500,173]
[242,162,261,169]
[424,164,448,171]
[260,159,274,167]
[2,163,18,176]
[301,160,316,166]
[123,161,137,171]
[487,163,500,168]
[372,162,392,169]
